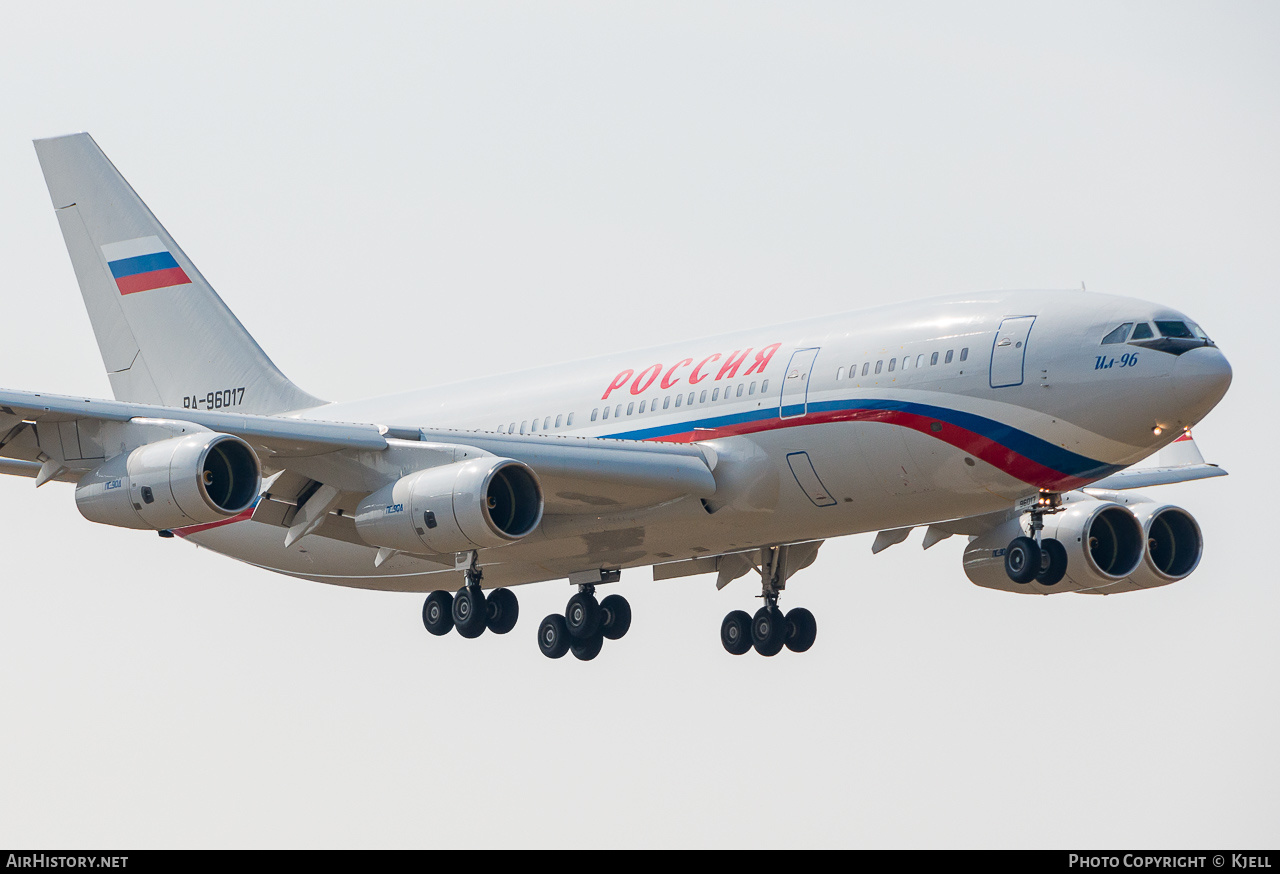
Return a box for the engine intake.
[354,457,543,555]
[1129,503,1203,589]
[76,433,261,531]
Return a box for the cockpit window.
[1130,322,1154,340]
[1101,323,1132,345]
[1156,320,1195,339]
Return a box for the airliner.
[0,134,1233,661]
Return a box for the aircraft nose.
[1173,345,1232,424]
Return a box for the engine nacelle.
[76,433,261,531]
[1122,503,1204,591]
[963,495,1146,594]
[353,457,543,555]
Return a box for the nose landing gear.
[1004,492,1068,585]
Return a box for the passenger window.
[509,422,516,433]
[544,416,551,430]
[712,388,720,401]
[555,414,563,428]
[916,354,924,368]
[736,384,744,398]
[639,400,646,413]
[1102,323,1133,344]
[498,424,506,434]
[1131,323,1154,340]
[837,366,845,381]
[700,390,707,403]
[945,350,953,364]
[520,421,528,434]
[888,358,896,372]
[663,397,671,410]
[675,394,683,408]
[602,407,609,420]
[748,382,756,396]
[930,351,938,366]
[615,404,622,418]
[875,360,883,374]
[567,413,574,426]
[626,403,634,415]
[761,379,768,393]
[862,362,869,377]
[531,419,538,432]
[687,392,695,405]
[960,348,968,362]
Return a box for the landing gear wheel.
[570,631,605,661]
[1004,536,1042,584]
[422,590,454,636]
[784,607,817,653]
[537,614,571,659]
[720,610,753,655]
[1036,538,1068,586]
[751,605,787,657]
[565,591,601,639]
[453,585,488,638]
[485,587,519,634]
[599,594,632,640]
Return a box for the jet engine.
[963,495,1146,593]
[1124,502,1204,590]
[354,457,543,555]
[76,433,261,530]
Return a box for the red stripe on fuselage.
[115,266,191,295]
[647,407,1095,491]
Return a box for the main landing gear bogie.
[420,554,520,639]
[421,584,521,638]
[538,585,631,662]
[721,599,818,657]
[721,544,820,657]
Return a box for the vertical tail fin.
[33,133,324,415]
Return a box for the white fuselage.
[187,289,1231,592]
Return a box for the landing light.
[1152,426,1163,436]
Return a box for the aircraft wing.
[0,387,717,514]
[1084,430,1226,491]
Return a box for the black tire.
[600,594,632,640]
[422,590,454,636]
[486,587,519,634]
[565,591,601,639]
[720,610,753,655]
[570,631,605,661]
[537,614,571,659]
[1036,538,1068,586]
[784,607,817,653]
[453,585,488,639]
[751,605,786,657]
[1004,536,1042,584]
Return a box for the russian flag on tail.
[101,236,191,295]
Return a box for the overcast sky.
[0,2,1276,849]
